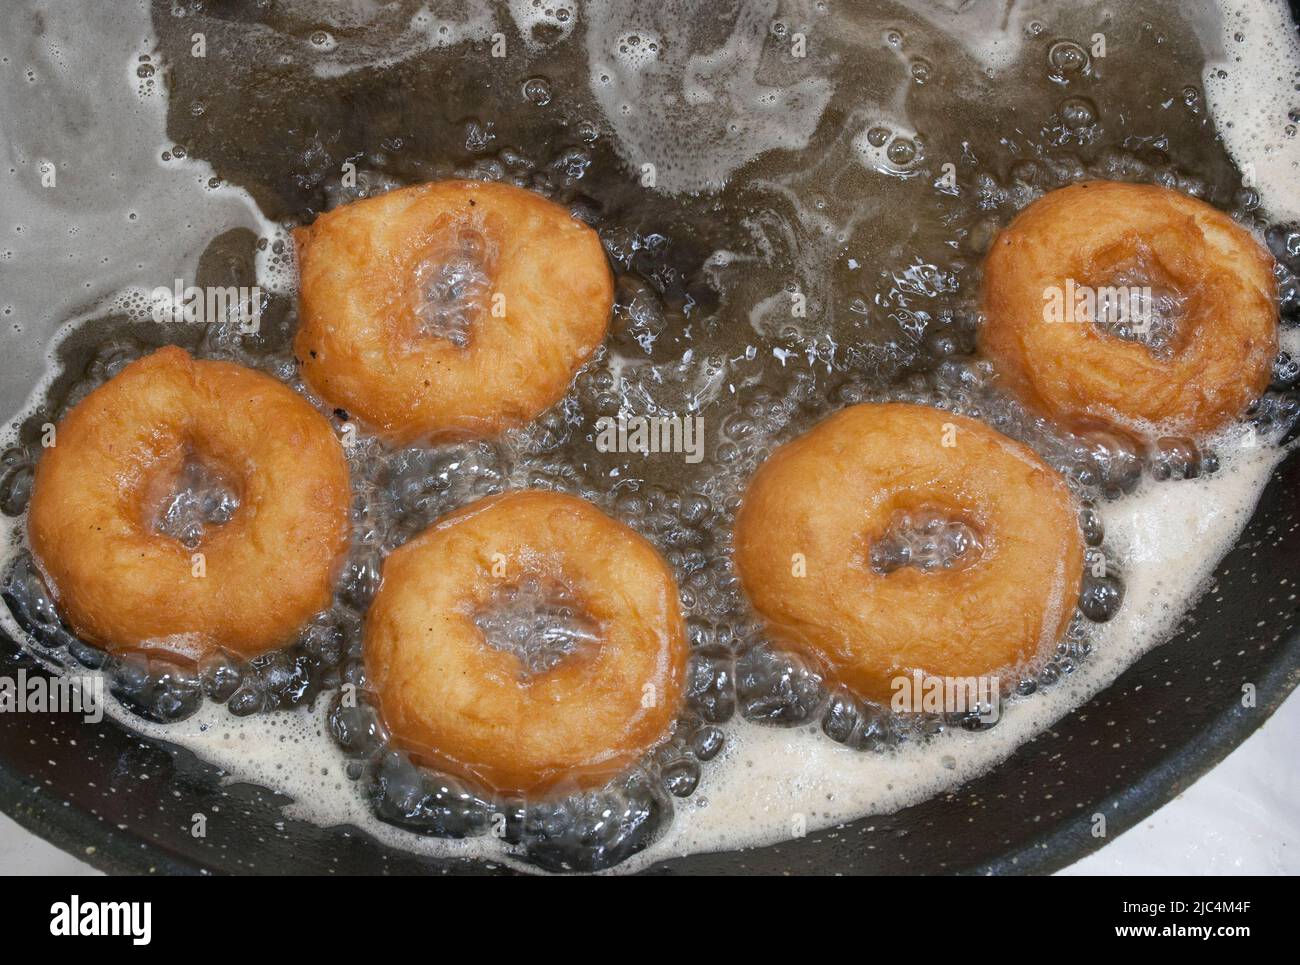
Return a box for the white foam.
[893,0,1038,72]
[0,0,280,417]
[584,0,835,195]
[508,0,578,52]
[1203,0,1300,220]
[310,2,497,79]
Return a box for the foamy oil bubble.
[852,120,927,179]
[893,0,1039,72]
[509,0,578,52]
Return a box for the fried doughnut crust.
[733,403,1084,704]
[365,490,687,794]
[295,179,613,444]
[980,180,1277,436]
[28,346,351,660]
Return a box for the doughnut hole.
[144,448,242,550]
[869,505,984,574]
[1082,241,1188,359]
[471,575,602,678]
[409,222,498,348]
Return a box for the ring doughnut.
[732,403,1084,704]
[294,179,614,444]
[364,490,687,794]
[979,180,1278,436]
[27,346,351,661]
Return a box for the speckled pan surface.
[1,0,1299,874]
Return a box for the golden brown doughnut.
[27,346,351,661]
[979,180,1277,436]
[294,179,614,444]
[732,403,1084,704]
[365,490,687,794]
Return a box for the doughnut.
[27,346,351,661]
[732,403,1084,704]
[979,180,1278,436]
[294,179,614,444]
[365,490,687,794]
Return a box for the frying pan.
[1,1,1298,874]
